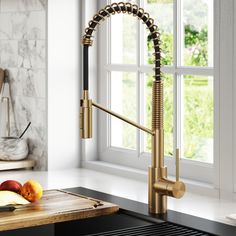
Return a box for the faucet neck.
[80,3,186,215]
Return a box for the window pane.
[182,0,213,67]
[183,75,213,163]
[145,0,173,65]
[110,1,137,64]
[145,74,173,157]
[110,72,137,149]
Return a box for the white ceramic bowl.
[0,137,28,161]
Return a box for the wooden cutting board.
[0,189,119,232]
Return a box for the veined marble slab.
[0,0,47,170]
[1,0,46,12]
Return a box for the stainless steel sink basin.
[55,211,215,236]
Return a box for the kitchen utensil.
[0,205,16,212]
[19,122,31,139]
[0,70,11,137]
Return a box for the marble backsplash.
[0,0,47,170]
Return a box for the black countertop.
[66,187,236,236]
[0,187,235,236]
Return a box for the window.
[97,0,214,183]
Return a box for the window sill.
[82,160,219,198]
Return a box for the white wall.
[47,0,80,170]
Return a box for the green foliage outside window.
[184,24,208,66]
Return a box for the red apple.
[0,180,22,193]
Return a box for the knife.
[0,205,16,212]
[0,201,39,212]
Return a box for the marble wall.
[0,0,47,170]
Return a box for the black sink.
[55,210,216,236]
[64,187,236,236]
[0,187,234,236]
[55,212,152,235]
[0,210,217,236]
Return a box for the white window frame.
[82,0,236,199]
[97,0,215,183]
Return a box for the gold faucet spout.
[92,101,154,135]
[80,2,186,215]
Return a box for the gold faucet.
[80,2,185,214]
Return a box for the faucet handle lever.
[153,147,185,199]
[176,148,180,182]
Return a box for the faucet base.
[148,166,167,214]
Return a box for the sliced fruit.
[0,190,29,206]
[0,180,22,193]
[21,180,43,202]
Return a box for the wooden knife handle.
[0,206,16,212]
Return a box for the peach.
[0,180,22,193]
[20,180,43,202]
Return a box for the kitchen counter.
[0,168,236,229]
[0,187,235,235]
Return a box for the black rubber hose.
[83,46,89,90]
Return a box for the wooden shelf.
[0,159,35,171]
